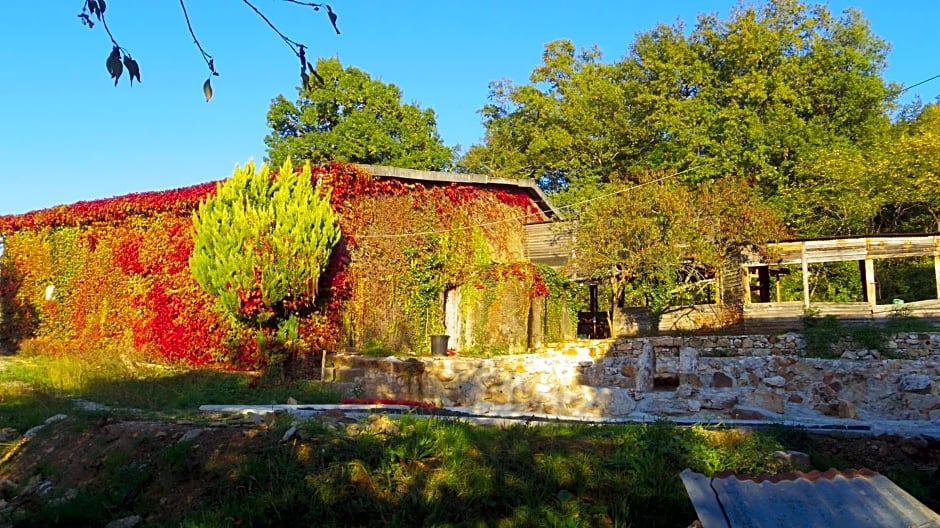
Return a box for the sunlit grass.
[0,342,342,430]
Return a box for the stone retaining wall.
[328,332,940,423]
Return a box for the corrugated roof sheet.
[681,467,940,528]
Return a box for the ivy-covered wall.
[0,163,572,365]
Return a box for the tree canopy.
[265,57,454,170]
[463,0,898,214]
[573,174,786,319]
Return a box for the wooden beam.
[864,259,877,307]
[801,243,810,308]
[742,265,751,304]
[935,237,940,299]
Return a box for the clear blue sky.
[1,1,938,215]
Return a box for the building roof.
[681,467,940,528]
[357,165,564,222]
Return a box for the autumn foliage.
[0,162,553,365]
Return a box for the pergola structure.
[740,233,940,307]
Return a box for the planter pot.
[429,335,450,356]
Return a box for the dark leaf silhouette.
[309,67,324,86]
[97,0,107,17]
[106,46,123,86]
[123,55,141,85]
[78,12,95,28]
[326,5,340,34]
[203,78,213,102]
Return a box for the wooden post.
[934,238,940,299]
[742,266,751,304]
[864,259,877,307]
[801,243,810,308]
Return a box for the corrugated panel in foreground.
[681,468,940,528]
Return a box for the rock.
[899,374,932,394]
[177,429,203,444]
[345,423,361,437]
[45,414,68,425]
[837,400,857,419]
[699,392,738,410]
[728,407,768,420]
[711,372,734,388]
[635,342,655,392]
[280,425,298,443]
[679,347,699,374]
[73,399,110,411]
[0,479,16,494]
[367,414,399,435]
[23,425,45,438]
[0,428,18,442]
[105,515,142,528]
[773,450,813,471]
[816,399,858,419]
[745,391,786,414]
[243,411,265,425]
[788,394,804,404]
[286,397,298,405]
[762,376,786,387]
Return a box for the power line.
[895,73,940,96]
[350,164,709,239]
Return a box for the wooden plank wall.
[739,299,940,334]
[525,222,574,268]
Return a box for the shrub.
[190,160,341,334]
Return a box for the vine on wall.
[0,162,565,365]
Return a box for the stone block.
[743,390,785,414]
[728,407,769,420]
[711,371,734,388]
[699,392,738,410]
[762,375,786,388]
[899,374,932,394]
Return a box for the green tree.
[466,0,896,216]
[872,102,940,233]
[265,57,454,169]
[573,174,786,326]
[190,160,341,341]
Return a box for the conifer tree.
[190,160,341,334]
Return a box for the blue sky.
[1,1,938,215]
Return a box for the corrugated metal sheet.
[681,468,940,528]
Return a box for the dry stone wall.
[329,332,940,423]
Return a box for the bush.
[191,160,341,331]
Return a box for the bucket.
[430,335,450,356]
